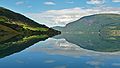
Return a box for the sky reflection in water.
[0,38,120,68]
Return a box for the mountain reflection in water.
[54,32,120,52]
[0,34,49,58]
[0,31,120,68]
[0,31,120,58]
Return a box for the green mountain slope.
[54,14,120,32]
[53,14,120,38]
[0,7,60,36]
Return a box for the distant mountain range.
[53,14,120,52]
[0,7,60,37]
[53,14,120,37]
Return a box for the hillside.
[0,7,60,36]
[53,14,120,36]
[53,14,120,32]
[53,14,120,52]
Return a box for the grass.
[0,16,49,32]
[23,26,49,31]
[11,21,49,31]
[0,16,8,22]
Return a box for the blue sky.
[0,0,86,13]
[0,0,120,27]
[0,0,119,13]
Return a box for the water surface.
[0,33,120,68]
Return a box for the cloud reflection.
[28,38,120,58]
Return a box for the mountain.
[0,7,60,36]
[53,14,120,34]
[52,26,64,31]
[53,14,120,39]
[53,14,120,52]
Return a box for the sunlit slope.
[0,7,60,36]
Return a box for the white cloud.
[54,65,66,68]
[87,0,105,4]
[44,60,55,63]
[86,61,102,68]
[44,1,56,5]
[27,5,32,8]
[16,60,24,64]
[26,7,120,27]
[86,61,101,66]
[112,0,120,2]
[26,7,82,27]
[16,1,24,5]
[66,1,74,4]
[112,63,120,66]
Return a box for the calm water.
[0,33,120,68]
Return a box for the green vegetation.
[53,14,120,33]
[0,7,60,36]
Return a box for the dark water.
[0,32,120,68]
